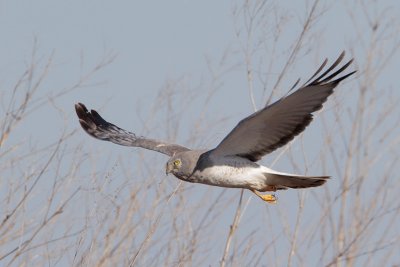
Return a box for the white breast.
[192,156,268,190]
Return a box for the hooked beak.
[166,162,173,175]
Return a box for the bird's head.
[166,156,188,178]
[165,151,203,181]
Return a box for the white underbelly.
[192,162,269,190]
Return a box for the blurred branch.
[3,187,80,265]
[128,182,182,267]
[220,190,244,267]
[0,136,62,229]
[267,0,320,104]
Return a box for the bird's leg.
[251,189,277,204]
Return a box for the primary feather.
[211,51,355,161]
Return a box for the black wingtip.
[331,70,357,85]
[75,102,109,127]
[306,52,356,87]
[75,102,88,119]
[78,118,92,132]
[75,103,96,132]
[90,109,108,125]
[303,58,328,86]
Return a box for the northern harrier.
[75,52,355,203]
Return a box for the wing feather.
[212,52,356,161]
[75,103,190,156]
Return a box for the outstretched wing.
[75,103,190,157]
[212,51,356,161]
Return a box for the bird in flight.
[75,52,355,203]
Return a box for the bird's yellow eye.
[173,159,181,167]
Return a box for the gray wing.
[212,51,356,161]
[75,103,190,157]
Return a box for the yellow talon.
[251,190,277,204]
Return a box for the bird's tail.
[264,170,329,190]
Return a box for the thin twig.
[267,0,320,104]
[128,182,182,266]
[220,190,244,267]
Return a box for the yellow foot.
[251,190,277,204]
[260,194,277,203]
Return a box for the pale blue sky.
[2,0,383,146]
